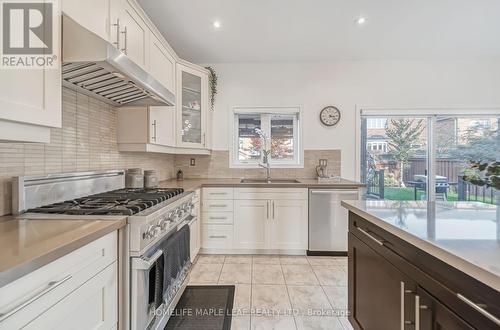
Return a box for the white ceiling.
[137,0,500,63]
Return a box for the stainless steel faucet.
[255,128,272,183]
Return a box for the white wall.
[208,60,500,180]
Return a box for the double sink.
[240,179,301,184]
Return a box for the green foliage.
[205,66,218,111]
[462,161,500,190]
[386,119,425,164]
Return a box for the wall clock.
[319,106,341,126]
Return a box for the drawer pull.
[209,217,227,220]
[457,293,500,326]
[209,192,227,195]
[209,204,227,208]
[356,227,385,246]
[0,275,72,322]
[209,235,227,239]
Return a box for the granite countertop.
[341,200,500,292]
[158,177,365,191]
[0,216,126,288]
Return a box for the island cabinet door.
[348,233,417,330]
[417,287,475,330]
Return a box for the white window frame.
[230,106,304,168]
[355,106,500,201]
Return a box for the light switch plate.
[190,158,196,166]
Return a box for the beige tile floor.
[189,254,353,330]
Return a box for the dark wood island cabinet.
[342,201,500,330]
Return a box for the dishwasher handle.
[310,189,358,195]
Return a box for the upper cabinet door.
[176,64,208,149]
[149,34,175,92]
[119,0,149,69]
[62,0,110,41]
[0,4,61,132]
[149,106,175,147]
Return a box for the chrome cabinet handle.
[121,26,128,54]
[0,275,72,322]
[415,295,420,330]
[209,192,227,195]
[132,250,163,270]
[400,282,405,330]
[209,235,227,239]
[209,204,227,208]
[112,19,120,49]
[356,227,385,246]
[151,120,157,142]
[272,201,275,219]
[266,201,269,220]
[457,293,500,326]
[209,216,227,220]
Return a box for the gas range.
[13,171,195,254]
[13,170,197,330]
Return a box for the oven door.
[130,248,164,330]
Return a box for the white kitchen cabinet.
[109,0,148,68]
[0,232,118,330]
[0,6,61,143]
[24,263,118,330]
[62,0,110,41]
[201,225,234,249]
[117,106,175,147]
[233,200,269,249]
[149,34,176,92]
[270,199,308,250]
[176,63,209,149]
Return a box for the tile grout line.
[280,257,298,330]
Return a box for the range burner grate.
[27,188,184,216]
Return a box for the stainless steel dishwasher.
[308,189,359,255]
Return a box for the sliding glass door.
[361,113,499,205]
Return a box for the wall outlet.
[190,158,196,166]
[319,159,328,167]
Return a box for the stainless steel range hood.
[62,15,175,107]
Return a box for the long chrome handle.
[209,235,227,239]
[209,192,227,195]
[209,216,227,220]
[310,190,357,195]
[356,227,385,246]
[132,250,163,270]
[0,275,72,322]
[457,293,500,326]
[121,26,128,54]
[266,201,269,220]
[415,295,420,330]
[152,120,157,142]
[272,201,275,219]
[112,19,120,49]
[400,282,405,330]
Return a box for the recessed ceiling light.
[356,17,367,25]
[213,21,221,29]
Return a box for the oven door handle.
[132,250,163,270]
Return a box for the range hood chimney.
[62,15,175,107]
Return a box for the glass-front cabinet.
[176,63,209,149]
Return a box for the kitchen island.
[341,200,500,330]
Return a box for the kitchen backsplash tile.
[175,150,341,179]
[0,88,175,216]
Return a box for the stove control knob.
[143,225,155,239]
[152,225,161,237]
[159,217,171,230]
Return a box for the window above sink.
[230,106,303,168]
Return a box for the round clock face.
[320,106,341,126]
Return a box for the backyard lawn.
[383,187,495,204]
